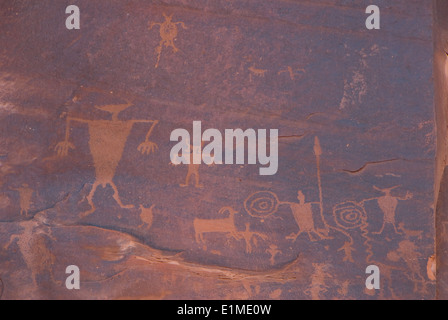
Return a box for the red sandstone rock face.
[0,0,442,299]
[435,0,448,300]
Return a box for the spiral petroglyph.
[333,201,367,230]
[244,191,279,218]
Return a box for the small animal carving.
[397,222,423,240]
[149,13,187,68]
[139,204,155,229]
[248,65,267,81]
[278,66,306,80]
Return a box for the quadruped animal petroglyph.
[193,206,241,250]
[278,66,306,80]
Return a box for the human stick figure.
[149,13,187,68]
[180,144,203,188]
[338,241,355,263]
[305,263,330,300]
[332,201,368,262]
[238,223,268,254]
[170,142,214,188]
[9,184,34,216]
[55,102,159,217]
[266,245,281,265]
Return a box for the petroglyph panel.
[0,0,439,299]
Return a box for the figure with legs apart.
[55,102,159,217]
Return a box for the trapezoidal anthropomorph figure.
[370,186,412,235]
[149,13,187,68]
[54,102,159,217]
